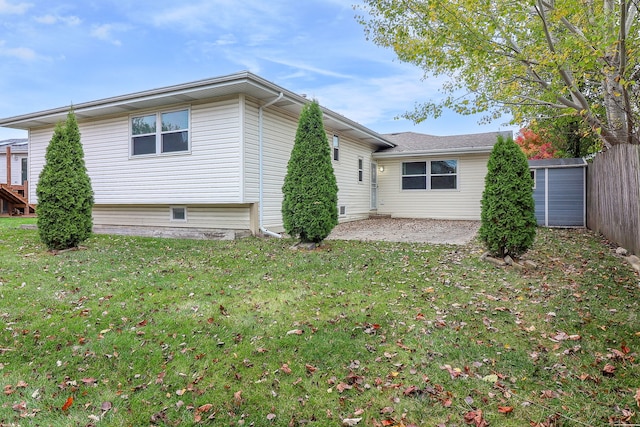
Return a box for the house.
[0,138,32,215]
[0,71,504,236]
[529,158,587,227]
[374,131,509,220]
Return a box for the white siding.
[92,205,251,229]
[248,105,378,231]
[0,152,27,185]
[243,99,260,202]
[28,97,244,205]
[28,129,50,200]
[258,106,298,231]
[376,154,489,220]
[330,133,376,221]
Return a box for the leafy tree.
[479,136,537,258]
[532,116,602,158]
[282,101,338,243]
[515,128,557,160]
[358,0,639,147]
[36,110,94,250]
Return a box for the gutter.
[372,146,495,159]
[258,92,284,238]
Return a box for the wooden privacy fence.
[587,144,640,254]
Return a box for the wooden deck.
[0,182,35,215]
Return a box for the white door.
[370,162,378,210]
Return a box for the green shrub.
[479,135,536,257]
[36,110,94,250]
[282,101,338,243]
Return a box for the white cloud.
[35,14,81,26]
[90,24,125,46]
[264,57,354,79]
[0,40,38,60]
[0,0,31,14]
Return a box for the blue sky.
[0,0,516,141]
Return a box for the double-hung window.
[332,135,340,161]
[357,158,364,182]
[131,109,190,156]
[402,160,458,190]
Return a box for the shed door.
[547,168,585,227]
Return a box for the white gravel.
[327,218,480,245]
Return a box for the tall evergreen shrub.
[282,101,338,243]
[36,110,94,250]
[479,135,537,258]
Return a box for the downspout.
[258,92,284,238]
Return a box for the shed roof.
[373,130,512,158]
[0,72,394,149]
[528,158,587,169]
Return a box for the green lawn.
[0,217,638,426]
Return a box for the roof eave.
[0,71,394,149]
[373,146,495,159]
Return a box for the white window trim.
[332,135,340,162]
[170,206,188,222]
[357,157,364,183]
[530,169,537,189]
[401,159,459,191]
[339,205,347,217]
[130,107,191,158]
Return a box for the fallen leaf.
[280,363,292,374]
[337,382,352,393]
[380,406,394,414]
[498,406,513,414]
[198,403,214,413]
[12,401,26,412]
[305,364,317,374]
[635,389,640,407]
[286,329,304,335]
[234,390,243,406]
[602,364,616,377]
[342,418,362,426]
[61,396,74,411]
[267,413,276,421]
[101,401,112,412]
[463,409,488,427]
[482,374,498,383]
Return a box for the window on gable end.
[132,109,190,156]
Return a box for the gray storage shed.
[529,158,587,227]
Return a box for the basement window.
[170,206,187,222]
[339,205,347,217]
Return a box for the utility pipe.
[258,92,284,238]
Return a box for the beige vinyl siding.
[243,98,260,202]
[28,98,244,205]
[27,128,50,201]
[257,106,298,231]
[92,204,251,229]
[376,153,489,220]
[0,153,27,185]
[330,133,375,221]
